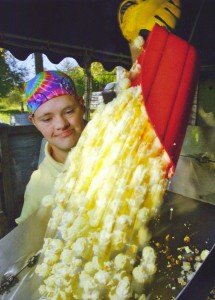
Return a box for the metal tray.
[0,192,214,299]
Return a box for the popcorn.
[117,78,131,91]
[72,237,90,258]
[43,253,59,266]
[142,246,156,265]
[79,272,97,293]
[84,263,98,276]
[200,249,209,261]
[114,254,131,271]
[36,68,171,298]
[116,215,132,228]
[35,263,51,277]
[182,261,191,272]
[38,284,46,296]
[184,246,193,254]
[49,239,64,253]
[94,270,110,286]
[112,230,126,250]
[131,36,145,50]
[132,266,148,284]
[194,261,202,271]
[60,249,73,264]
[82,290,100,300]
[115,276,132,299]
[138,227,151,246]
[60,211,75,228]
[104,260,113,271]
[145,262,157,276]
[136,208,149,225]
[113,270,127,283]
[51,262,71,277]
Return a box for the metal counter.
[169,126,215,204]
[0,192,214,300]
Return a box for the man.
[15,70,86,224]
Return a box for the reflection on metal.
[27,253,40,268]
[188,83,198,125]
[198,106,215,127]
[181,153,215,164]
[188,0,207,42]
[0,192,214,299]
[169,207,174,221]
[0,273,19,295]
[0,205,51,299]
[169,126,215,204]
[0,252,40,295]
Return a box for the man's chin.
[56,140,78,152]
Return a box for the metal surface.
[147,192,215,300]
[0,206,51,300]
[176,244,215,300]
[0,192,214,299]
[169,125,215,204]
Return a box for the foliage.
[91,62,116,89]
[59,60,116,95]
[57,59,84,96]
[0,49,28,98]
[67,66,85,96]
[7,88,25,112]
[0,98,24,123]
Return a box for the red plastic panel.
[131,25,199,175]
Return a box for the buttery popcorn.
[200,249,209,261]
[114,253,132,271]
[94,270,111,286]
[115,276,132,299]
[36,66,171,299]
[132,266,149,284]
[132,35,145,50]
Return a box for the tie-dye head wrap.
[25,71,77,113]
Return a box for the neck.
[50,145,69,163]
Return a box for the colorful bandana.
[25,71,76,113]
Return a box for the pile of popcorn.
[177,247,210,286]
[35,61,171,299]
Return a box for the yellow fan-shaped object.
[118,0,181,42]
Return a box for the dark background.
[0,0,214,69]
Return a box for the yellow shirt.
[15,143,63,224]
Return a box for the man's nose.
[55,116,70,130]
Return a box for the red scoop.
[131,25,199,177]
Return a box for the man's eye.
[66,109,75,115]
[42,118,52,122]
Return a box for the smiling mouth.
[58,129,74,138]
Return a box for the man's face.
[31,94,85,154]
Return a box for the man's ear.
[28,114,35,125]
[78,96,85,112]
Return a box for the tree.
[0,49,15,97]
[91,62,116,90]
[0,49,28,98]
[59,60,116,95]
[59,59,85,96]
